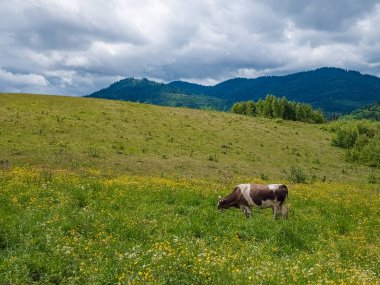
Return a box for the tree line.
[231,95,325,123]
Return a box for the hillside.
[87,67,380,114]
[340,102,380,121]
[0,93,376,183]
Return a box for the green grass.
[0,169,379,284]
[0,93,379,284]
[0,93,376,183]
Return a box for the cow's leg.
[245,207,252,218]
[273,205,280,220]
[240,205,251,218]
[281,204,288,220]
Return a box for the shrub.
[367,173,378,184]
[260,173,269,181]
[330,120,380,168]
[88,147,100,158]
[286,165,308,183]
[356,120,376,137]
[207,154,219,162]
[346,149,360,163]
[359,137,380,167]
[332,126,358,148]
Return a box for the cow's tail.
[285,185,289,200]
[282,185,290,216]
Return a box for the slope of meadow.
[0,93,375,183]
[0,93,379,284]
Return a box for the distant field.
[0,168,379,284]
[0,93,376,183]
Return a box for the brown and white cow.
[217,184,288,219]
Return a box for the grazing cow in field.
[217,184,288,219]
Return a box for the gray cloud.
[268,0,379,31]
[1,0,380,95]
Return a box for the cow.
[217,184,288,219]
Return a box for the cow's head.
[217,196,228,210]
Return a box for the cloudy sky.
[1,0,380,95]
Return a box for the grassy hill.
[0,93,379,284]
[0,93,375,183]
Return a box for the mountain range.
[87,67,380,114]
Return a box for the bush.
[88,147,100,158]
[367,173,378,184]
[260,173,269,181]
[359,137,380,167]
[346,149,360,163]
[207,154,219,162]
[356,120,376,137]
[332,126,358,148]
[330,120,380,168]
[286,165,308,183]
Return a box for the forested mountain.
[87,67,380,114]
[88,78,228,110]
[167,81,211,95]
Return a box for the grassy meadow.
[0,93,379,284]
[0,168,379,284]
[0,93,376,183]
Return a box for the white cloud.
[0,68,49,89]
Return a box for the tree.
[231,102,247,114]
[283,101,296,120]
[295,103,307,122]
[262,95,275,117]
[313,109,325,124]
[245,101,256,116]
[272,97,285,118]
